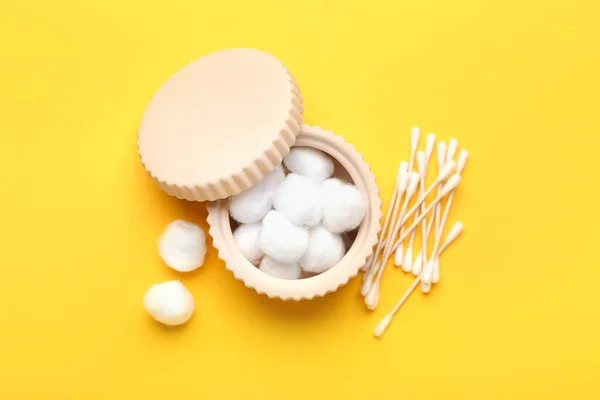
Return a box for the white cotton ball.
[321,178,366,233]
[258,210,309,263]
[283,147,334,183]
[158,219,207,272]
[259,256,302,280]
[255,164,285,192]
[229,185,273,224]
[273,173,322,226]
[143,280,195,326]
[300,224,345,274]
[233,222,264,264]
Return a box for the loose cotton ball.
[259,256,302,280]
[283,147,334,183]
[300,224,346,273]
[158,219,207,272]
[259,210,309,263]
[233,222,264,264]
[273,173,322,226]
[321,178,366,233]
[143,280,195,326]
[229,184,273,224]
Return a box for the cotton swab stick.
[422,221,464,292]
[363,162,408,275]
[433,142,447,236]
[364,173,420,308]
[373,222,464,338]
[426,150,469,286]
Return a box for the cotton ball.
[143,280,195,326]
[321,178,366,233]
[259,210,309,263]
[233,222,264,264]
[255,164,285,192]
[273,173,322,226]
[259,256,302,280]
[300,224,346,273]
[283,147,334,183]
[158,219,207,272]
[229,185,273,224]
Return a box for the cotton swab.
[373,221,464,338]
[426,150,469,287]
[363,162,408,275]
[416,134,436,267]
[433,142,447,236]
[364,172,420,308]
[422,221,464,291]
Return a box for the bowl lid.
[138,48,303,202]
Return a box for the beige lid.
[138,48,303,201]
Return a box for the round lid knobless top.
[138,48,303,201]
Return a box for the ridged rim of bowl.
[207,124,382,300]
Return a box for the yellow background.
[1,0,599,398]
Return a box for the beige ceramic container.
[138,48,381,300]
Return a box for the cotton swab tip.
[441,174,461,196]
[401,247,413,273]
[421,259,435,285]
[447,221,464,243]
[410,127,420,148]
[439,160,456,180]
[425,133,436,158]
[421,281,432,293]
[407,172,420,196]
[437,142,447,172]
[361,275,373,296]
[446,138,459,162]
[365,287,379,310]
[457,150,469,174]
[432,258,440,283]
[411,252,423,276]
[394,246,403,267]
[374,314,392,338]
[397,168,410,192]
[416,151,426,173]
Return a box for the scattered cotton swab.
[158,220,207,272]
[422,222,464,292]
[364,172,420,308]
[373,221,464,338]
[434,142,447,239]
[410,149,433,276]
[143,280,195,326]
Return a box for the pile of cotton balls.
[231,147,366,280]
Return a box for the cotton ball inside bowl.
[283,147,334,183]
[233,222,264,265]
[158,220,207,272]
[259,210,309,263]
[273,173,322,226]
[259,256,302,280]
[300,224,346,274]
[143,280,195,326]
[321,178,366,233]
[255,164,285,192]
[229,184,273,224]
